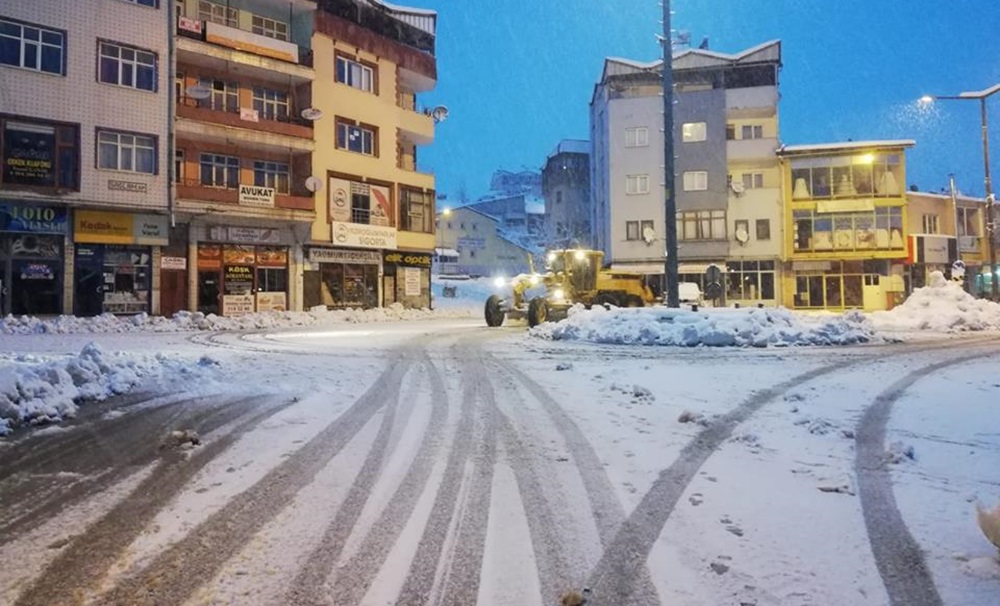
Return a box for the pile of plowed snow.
[871,271,1000,332]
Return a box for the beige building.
[1,0,170,316]
[436,206,536,278]
[905,190,989,293]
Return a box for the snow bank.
[529,305,875,347]
[0,343,222,435]
[871,271,1000,332]
[0,303,473,336]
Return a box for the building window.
[625,174,649,195]
[922,213,939,234]
[251,15,288,41]
[336,119,376,156]
[120,0,158,7]
[174,149,184,184]
[176,0,185,18]
[640,219,654,240]
[556,191,562,204]
[0,18,66,75]
[625,126,649,148]
[253,160,289,193]
[678,210,726,240]
[726,124,736,140]
[792,207,904,252]
[98,41,157,91]
[741,124,764,140]
[336,55,374,93]
[198,0,238,27]
[252,87,289,121]
[682,122,707,142]
[198,78,239,112]
[957,207,982,237]
[97,129,156,174]
[756,219,771,240]
[726,260,776,300]
[625,220,639,240]
[401,188,433,233]
[741,172,764,189]
[1,116,79,190]
[682,171,708,191]
[735,219,749,241]
[790,154,902,200]
[199,153,239,188]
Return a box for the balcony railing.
[178,16,315,67]
[317,0,435,55]
[177,96,313,127]
[176,179,314,211]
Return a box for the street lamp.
[436,207,451,256]
[921,83,1000,299]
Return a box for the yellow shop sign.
[75,210,133,244]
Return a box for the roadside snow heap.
[0,343,221,435]
[529,305,875,347]
[871,271,1000,332]
[0,303,472,336]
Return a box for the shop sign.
[908,234,956,265]
[222,293,254,316]
[74,210,168,245]
[0,202,67,234]
[404,267,422,296]
[197,245,222,270]
[309,248,381,265]
[328,178,393,225]
[256,247,288,267]
[210,226,282,244]
[256,291,287,312]
[456,237,486,250]
[238,185,275,208]
[178,16,202,34]
[19,262,55,280]
[239,108,259,123]
[108,179,148,194]
[204,20,297,63]
[330,221,397,250]
[223,245,256,264]
[2,121,56,187]
[816,199,875,214]
[383,251,432,267]
[134,214,168,245]
[161,256,187,270]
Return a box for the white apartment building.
[590,41,783,305]
[1,0,170,316]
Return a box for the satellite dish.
[642,225,656,245]
[735,227,749,244]
[185,84,211,100]
[300,107,323,121]
[430,105,449,123]
[730,181,746,195]
[304,176,323,192]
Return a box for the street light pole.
[922,84,1000,299]
[662,0,679,307]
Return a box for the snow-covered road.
[1,319,998,605]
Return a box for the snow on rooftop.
[779,140,916,154]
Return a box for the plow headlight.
[553,288,565,301]
[530,274,540,286]
[493,277,506,288]
[574,249,586,261]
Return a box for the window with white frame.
[625,174,649,195]
[741,172,764,189]
[97,130,156,174]
[336,119,376,156]
[251,15,289,41]
[682,170,708,191]
[624,126,649,148]
[198,0,238,27]
[336,55,374,93]
[922,213,939,234]
[98,41,157,91]
[682,122,707,142]
[677,210,726,240]
[253,160,289,193]
[252,87,289,120]
[0,18,66,75]
[741,124,764,140]
[199,153,239,188]
[625,220,639,240]
[200,77,238,111]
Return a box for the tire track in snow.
[582,339,1000,605]
[12,394,286,606]
[855,353,993,606]
[96,347,418,606]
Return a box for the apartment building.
[304,0,438,310]
[905,190,989,294]
[173,0,317,317]
[777,140,914,310]
[542,139,591,248]
[1,0,170,317]
[589,41,783,305]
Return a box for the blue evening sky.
[414,0,1000,201]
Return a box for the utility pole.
[662,0,679,307]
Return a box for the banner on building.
[330,221,397,250]
[238,184,275,208]
[0,202,67,234]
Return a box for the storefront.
[73,210,168,316]
[907,234,958,289]
[196,225,290,316]
[383,250,432,308]
[786,259,905,311]
[0,201,68,316]
[304,247,381,309]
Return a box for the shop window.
[336,54,375,93]
[0,17,66,75]
[251,15,288,41]
[97,129,157,174]
[726,260,775,301]
[98,40,157,92]
[198,0,238,27]
[199,153,239,188]
[1,116,80,191]
[625,126,649,148]
[790,153,903,200]
[256,267,287,292]
[336,118,376,156]
[792,207,903,252]
[253,160,289,193]
[252,87,289,121]
[400,187,432,233]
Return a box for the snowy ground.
[1,272,999,605]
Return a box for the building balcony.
[726,85,778,118]
[176,113,315,154]
[397,106,434,145]
[176,99,314,141]
[176,180,315,212]
[176,28,314,86]
[727,137,778,162]
[317,0,435,55]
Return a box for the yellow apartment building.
[905,190,990,293]
[777,140,914,311]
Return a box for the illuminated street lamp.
[921,84,1000,299]
[436,207,452,254]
